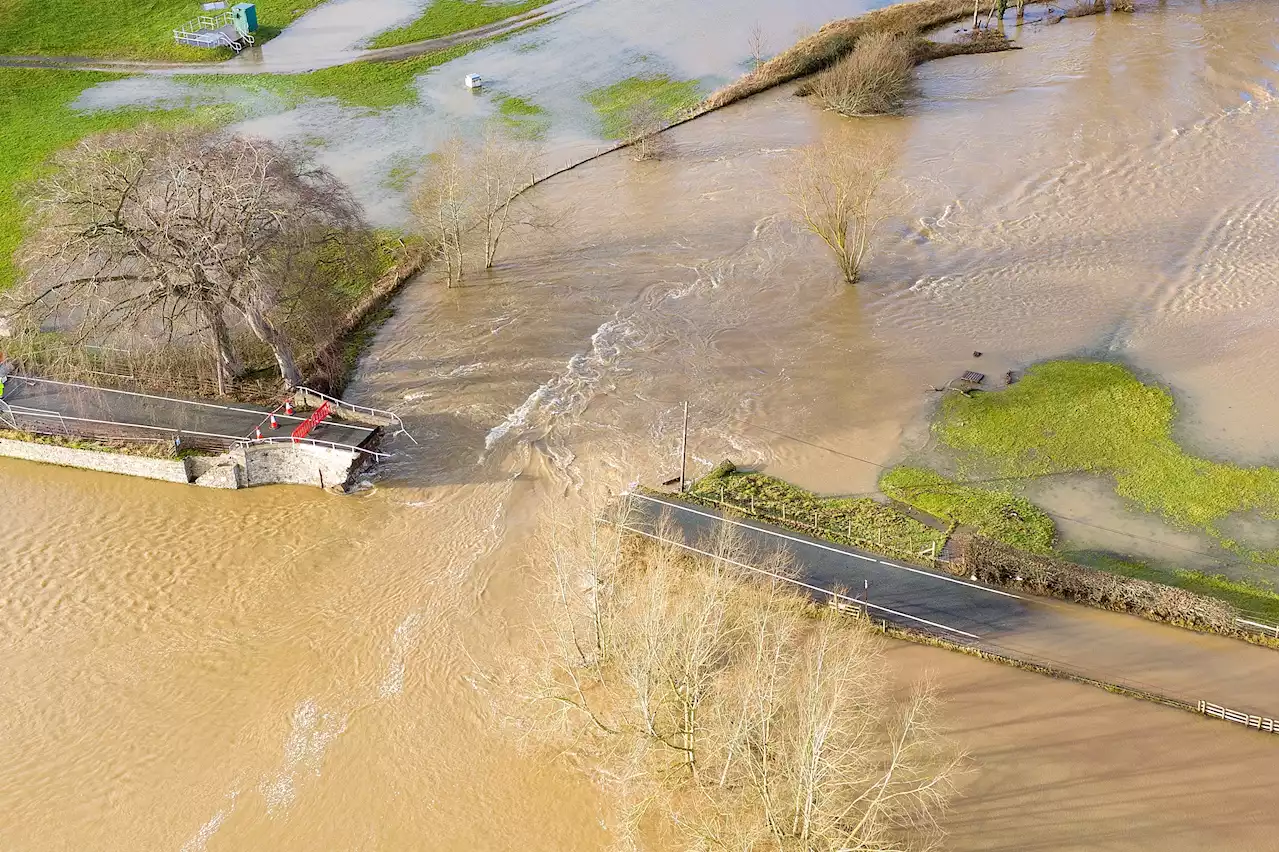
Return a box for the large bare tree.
[412,128,542,286]
[512,503,963,851]
[786,138,903,285]
[15,126,367,391]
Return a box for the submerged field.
[933,361,1279,563]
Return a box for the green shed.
[231,3,258,36]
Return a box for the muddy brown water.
[3,1,1277,849]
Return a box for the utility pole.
[679,401,689,492]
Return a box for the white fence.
[1197,701,1279,733]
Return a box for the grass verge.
[367,0,554,48]
[0,427,194,458]
[0,68,235,290]
[0,0,328,61]
[880,465,1056,553]
[935,360,1279,563]
[584,75,702,140]
[686,461,947,560]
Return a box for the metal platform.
[173,12,253,51]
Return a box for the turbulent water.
[3,0,1277,849]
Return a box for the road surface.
[629,491,1279,717]
[2,375,375,450]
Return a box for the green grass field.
[0,68,236,290]
[936,360,1279,563]
[880,465,1057,553]
[0,0,328,61]
[584,75,702,139]
[367,0,553,48]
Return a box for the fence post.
[848,519,853,539]
[782,505,786,522]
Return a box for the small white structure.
[464,74,483,89]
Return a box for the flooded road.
[3,0,1277,849]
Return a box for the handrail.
[292,385,417,444]
[238,435,389,459]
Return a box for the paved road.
[2,375,375,450]
[628,491,1032,640]
[629,492,1280,716]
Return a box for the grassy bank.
[0,0,328,61]
[585,75,702,140]
[880,465,1056,553]
[688,462,947,559]
[0,428,196,459]
[367,0,554,48]
[0,68,235,290]
[699,0,980,112]
[936,361,1279,563]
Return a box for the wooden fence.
[1197,701,1279,733]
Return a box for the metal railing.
[293,386,416,443]
[1236,617,1279,636]
[238,435,389,459]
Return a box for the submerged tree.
[786,138,902,285]
[412,128,543,287]
[15,126,368,391]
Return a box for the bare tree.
[413,136,470,288]
[622,100,672,162]
[412,129,542,284]
[513,503,963,851]
[15,126,367,391]
[748,21,769,70]
[786,138,903,284]
[474,131,541,270]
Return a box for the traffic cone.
[270,413,279,429]
[284,399,294,415]
[255,426,264,440]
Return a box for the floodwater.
[4,0,1278,849]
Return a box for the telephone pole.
[679,401,689,492]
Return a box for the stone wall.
[0,437,366,490]
[241,442,362,489]
[0,438,191,484]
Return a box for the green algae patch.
[936,360,1279,560]
[880,465,1056,554]
[584,75,701,139]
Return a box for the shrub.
[807,31,917,116]
[952,536,1274,643]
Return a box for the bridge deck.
[1,376,375,450]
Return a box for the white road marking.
[620,523,981,640]
[629,491,1023,600]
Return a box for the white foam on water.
[483,315,638,452]
[179,790,239,852]
[259,699,349,815]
